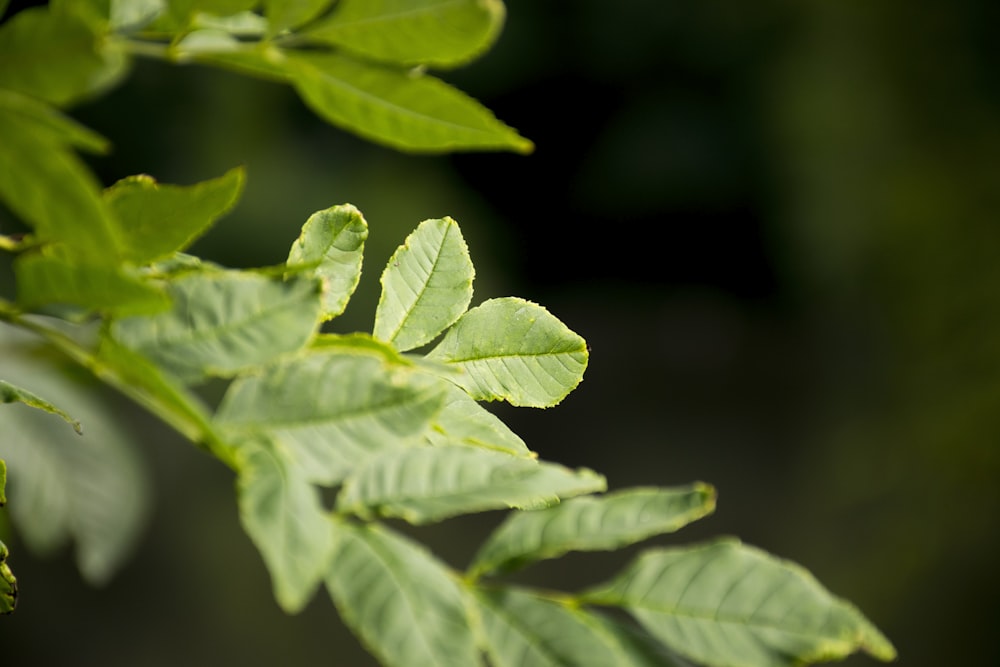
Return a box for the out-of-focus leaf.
[262,0,332,35]
[104,168,245,264]
[287,51,532,153]
[470,485,716,577]
[109,0,165,31]
[110,270,322,383]
[216,351,445,485]
[337,444,605,523]
[0,90,109,153]
[374,217,474,351]
[0,379,82,434]
[286,204,368,321]
[582,539,898,667]
[425,381,533,457]
[326,520,482,667]
[0,458,6,506]
[303,0,505,69]
[427,297,589,407]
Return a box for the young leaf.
[215,351,445,485]
[0,536,15,615]
[110,269,323,384]
[470,485,717,577]
[1,379,83,434]
[374,217,474,351]
[302,0,505,69]
[286,51,533,154]
[425,381,533,457]
[235,436,334,614]
[326,520,483,667]
[337,444,606,523]
[286,204,368,321]
[582,539,898,667]
[104,168,245,265]
[427,297,589,407]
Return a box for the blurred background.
[2,0,999,664]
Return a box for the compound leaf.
[326,520,482,667]
[470,485,716,577]
[582,539,898,667]
[374,217,474,351]
[427,297,589,407]
[425,381,532,457]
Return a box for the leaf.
[235,436,334,613]
[374,217,474,351]
[0,458,6,507]
[325,520,482,667]
[215,350,445,485]
[581,539,898,667]
[425,381,533,457]
[110,269,323,383]
[303,0,505,69]
[427,297,589,407]
[0,379,82,434]
[0,536,15,615]
[262,0,332,35]
[470,485,717,577]
[104,167,245,264]
[0,89,109,153]
[337,444,606,523]
[286,204,368,321]
[286,50,533,154]
[108,0,166,32]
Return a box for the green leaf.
[337,444,606,523]
[470,485,717,577]
[425,381,533,457]
[0,458,6,507]
[326,520,482,667]
[427,297,589,407]
[0,89,109,153]
[1,379,82,434]
[303,0,505,69]
[235,436,334,613]
[105,168,245,264]
[0,536,15,615]
[110,269,322,383]
[215,350,445,485]
[286,204,368,321]
[109,0,166,32]
[374,217,474,351]
[582,539,898,667]
[262,0,332,35]
[286,51,533,153]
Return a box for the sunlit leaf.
[1,379,82,434]
[374,217,474,351]
[326,520,482,667]
[470,485,716,577]
[427,297,588,407]
[425,381,533,457]
[582,539,898,667]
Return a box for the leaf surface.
[427,297,589,407]
[582,539,898,667]
[262,0,332,35]
[425,381,532,457]
[374,217,474,351]
[1,379,82,434]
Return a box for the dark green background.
[3,1,999,664]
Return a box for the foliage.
[0,2,896,666]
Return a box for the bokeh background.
[3,0,999,664]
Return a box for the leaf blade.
[425,381,533,457]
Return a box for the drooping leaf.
[235,436,334,613]
[326,520,483,667]
[110,269,322,383]
[1,379,82,434]
[425,381,533,457]
[286,51,532,153]
[470,485,716,577]
[582,539,898,667]
[215,350,445,485]
[286,204,368,320]
[337,444,606,523]
[374,216,474,351]
[104,167,245,264]
[262,0,332,35]
[303,0,505,69]
[427,297,589,407]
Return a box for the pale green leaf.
[0,537,15,614]
[194,44,292,82]
[427,297,589,407]
[262,0,332,35]
[215,351,445,485]
[425,381,533,457]
[470,485,717,577]
[110,270,322,383]
[236,436,334,613]
[109,0,165,31]
[192,9,268,35]
[105,167,245,264]
[174,28,242,56]
[326,520,482,667]
[286,51,532,153]
[582,539,898,667]
[337,444,606,523]
[0,379,82,434]
[286,204,368,320]
[303,0,505,69]
[309,333,415,367]
[374,217,474,351]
